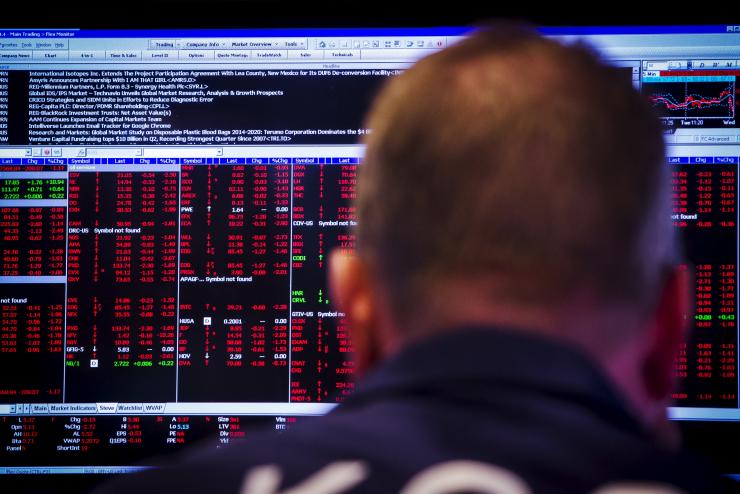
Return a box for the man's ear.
[642,264,693,401]
[328,249,383,375]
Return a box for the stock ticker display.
[0,153,359,465]
[0,27,738,472]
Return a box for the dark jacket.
[96,327,723,493]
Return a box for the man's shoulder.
[94,329,725,493]
[94,396,723,494]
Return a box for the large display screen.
[0,25,738,476]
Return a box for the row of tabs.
[6,403,155,415]
[0,38,446,52]
[0,402,336,415]
[0,49,436,62]
[150,39,306,50]
[0,39,307,51]
[150,38,446,50]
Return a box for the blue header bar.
[0,27,472,38]
[667,157,740,164]
[0,25,737,39]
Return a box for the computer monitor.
[0,24,738,485]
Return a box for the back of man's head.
[356,24,676,337]
[327,24,690,437]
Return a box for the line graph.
[644,80,735,119]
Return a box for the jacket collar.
[341,326,650,438]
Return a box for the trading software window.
[0,25,738,474]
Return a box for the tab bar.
[69,51,106,61]
[48,403,97,414]
[96,403,118,414]
[326,50,360,59]
[228,38,306,50]
[143,50,178,61]
[215,50,251,60]
[67,403,97,413]
[30,404,49,414]
[33,51,69,61]
[252,50,288,60]
[149,40,177,50]
[142,403,166,413]
[179,50,215,60]
[284,40,306,49]
[106,50,142,60]
[287,50,323,60]
[176,40,229,50]
[116,403,144,413]
[0,52,32,61]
